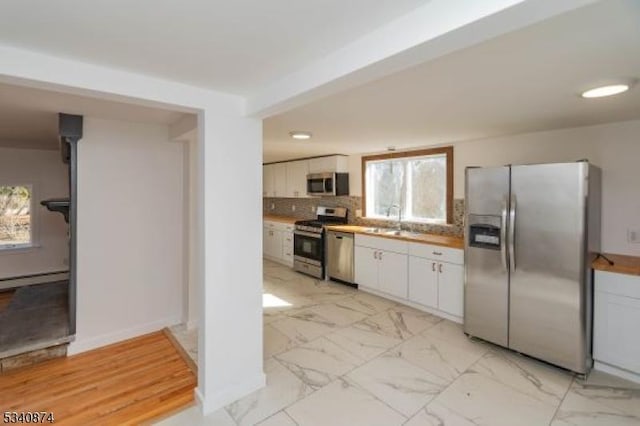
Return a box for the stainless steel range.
[294,206,348,279]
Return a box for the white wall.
[349,119,640,256]
[1,44,265,415]
[0,147,68,279]
[71,117,184,353]
[196,108,265,412]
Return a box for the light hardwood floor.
[0,331,196,425]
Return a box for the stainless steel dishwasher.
[326,230,355,285]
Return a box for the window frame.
[0,183,36,251]
[361,146,454,224]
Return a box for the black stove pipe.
[58,113,82,336]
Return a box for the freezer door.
[509,162,589,373]
[464,166,510,347]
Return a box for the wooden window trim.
[361,146,454,224]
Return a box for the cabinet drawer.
[264,220,294,232]
[594,270,640,299]
[408,242,463,265]
[355,234,408,254]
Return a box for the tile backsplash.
[263,197,464,237]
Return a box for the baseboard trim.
[358,286,463,324]
[195,372,266,415]
[68,315,182,355]
[594,361,640,384]
[186,319,198,331]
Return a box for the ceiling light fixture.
[581,84,630,98]
[289,131,312,140]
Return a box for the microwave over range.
[307,172,349,196]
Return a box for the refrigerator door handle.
[501,195,508,271]
[509,194,517,271]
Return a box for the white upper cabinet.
[285,160,309,198]
[273,163,287,197]
[264,155,347,198]
[263,164,275,197]
[308,155,348,173]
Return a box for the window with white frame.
[363,147,453,224]
[0,185,33,249]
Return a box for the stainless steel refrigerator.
[464,161,601,374]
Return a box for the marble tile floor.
[159,260,640,426]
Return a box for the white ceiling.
[263,0,640,162]
[0,82,185,150]
[0,0,431,96]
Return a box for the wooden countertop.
[263,215,298,225]
[592,253,640,276]
[325,225,464,249]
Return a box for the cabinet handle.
[439,263,443,273]
[433,251,442,256]
[373,251,377,260]
[432,262,436,272]
[269,231,273,236]
[379,252,383,260]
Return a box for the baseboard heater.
[0,270,70,291]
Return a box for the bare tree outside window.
[367,159,405,217]
[363,147,452,223]
[0,185,32,247]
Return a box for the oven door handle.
[294,230,323,239]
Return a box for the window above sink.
[362,146,453,224]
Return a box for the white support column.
[195,103,265,413]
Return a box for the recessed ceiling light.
[289,131,312,140]
[581,84,630,98]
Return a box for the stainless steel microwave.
[307,172,349,196]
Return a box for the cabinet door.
[273,163,287,197]
[263,165,274,197]
[378,250,408,299]
[355,246,378,290]
[594,291,640,374]
[308,156,335,173]
[408,256,439,308]
[262,226,270,255]
[264,228,282,259]
[282,231,294,266]
[438,262,464,317]
[286,160,309,198]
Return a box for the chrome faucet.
[386,204,402,231]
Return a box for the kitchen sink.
[363,227,384,233]
[363,227,422,238]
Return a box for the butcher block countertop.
[592,253,640,276]
[263,215,297,225]
[325,225,464,250]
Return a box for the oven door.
[294,230,324,265]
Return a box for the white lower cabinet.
[378,250,408,299]
[355,235,408,298]
[282,230,294,267]
[594,270,640,379]
[436,262,464,317]
[408,256,438,309]
[355,234,464,321]
[263,220,294,267]
[355,246,379,290]
[408,256,464,317]
[263,226,283,259]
